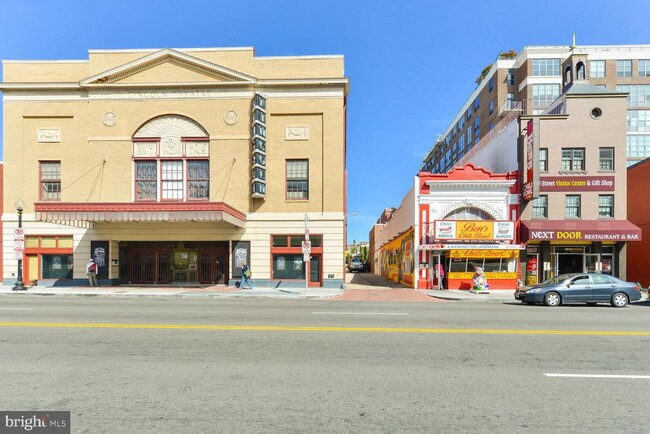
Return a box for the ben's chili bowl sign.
[432,220,515,241]
[529,230,640,241]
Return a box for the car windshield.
[542,274,573,285]
[351,259,362,264]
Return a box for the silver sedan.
[514,273,642,307]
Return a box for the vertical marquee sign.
[251,93,267,198]
[522,119,534,201]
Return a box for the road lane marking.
[545,373,650,379]
[0,308,33,310]
[0,322,649,336]
[312,312,408,315]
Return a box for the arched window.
[576,61,586,80]
[443,206,494,221]
[564,65,572,86]
[132,115,210,202]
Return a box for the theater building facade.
[1,47,348,288]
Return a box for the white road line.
[312,312,408,315]
[545,373,650,379]
[0,308,33,311]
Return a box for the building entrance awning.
[34,202,246,229]
[521,220,641,242]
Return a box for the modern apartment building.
[421,43,650,173]
[0,47,349,288]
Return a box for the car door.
[562,274,592,301]
[591,274,616,301]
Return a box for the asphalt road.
[1,296,649,433]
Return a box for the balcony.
[498,100,523,118]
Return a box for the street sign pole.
[304,214,310,293]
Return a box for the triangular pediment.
[80,48,256,85]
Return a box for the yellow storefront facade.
[380,228,415,287]
[1,47,348,288]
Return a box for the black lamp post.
[13,199,26,291]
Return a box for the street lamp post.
[13,199,26,291]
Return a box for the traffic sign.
[14,240,25,250]
[302,240,311,253]
[14,228,25,241]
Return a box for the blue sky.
[2,0,650,244]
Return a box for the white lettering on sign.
[531,231,555,239]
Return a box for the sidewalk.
[0,285,343,300]
[0,283,517,302]
[424,289,516,301]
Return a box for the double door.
[119,241,228,285]
[552,253,601,277]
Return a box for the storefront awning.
[34,202,247,229]
[521,220,641,242]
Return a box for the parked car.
[514,273,642,307]
[348,257,365,272]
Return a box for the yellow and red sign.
[449,249,519,259]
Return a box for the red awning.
[521,220,641,242]
[34,202,246,229]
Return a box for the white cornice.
[258,78,348,86]
[258,55,344,60]
[425,180,515,188]
[2,60,87,64]
[0,83,79,90]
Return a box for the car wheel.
[610,292,628,308]
[544,292,561,307]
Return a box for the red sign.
[539,176,615,191]
[523,119,534,201]
[528,229,639,241]
[14,228,25,241]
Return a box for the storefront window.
[41,254,73,279]
[272,236,288,247]
[273,254,305,279]
[449,258,469,272]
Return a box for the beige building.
[1,47,349,288]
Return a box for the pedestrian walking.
[86,258,98,287]
[241,262,253,290]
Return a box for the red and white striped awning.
[34,202,246,229]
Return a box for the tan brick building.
[1,47,348,288]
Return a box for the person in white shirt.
[86,258,98,287]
